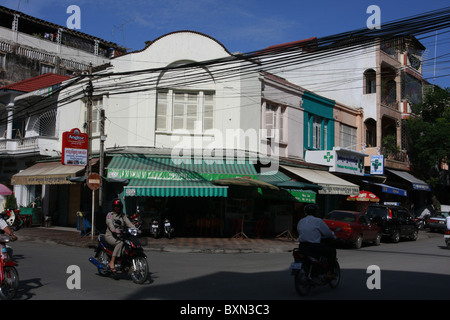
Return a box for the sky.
[2,0,450,88]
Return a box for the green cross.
[372,159,381,170]
[358,159,364,173]
[324,152,334,162]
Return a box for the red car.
[324,210,381,249]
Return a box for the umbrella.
[346,190,380,202]
[0,184,13,196]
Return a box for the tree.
[405,86,450,186]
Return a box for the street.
[8,234,450,302]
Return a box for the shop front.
[105,154,261,237]
[280,165,360,216]
[11,160,87,226]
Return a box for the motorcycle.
[150,217,160,238]
[163,217,174,239]
[129,208,143,231]
[0,236,19,300]
[89,227,149,284]
[290,243,341,296]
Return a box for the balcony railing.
[0,136,59,156]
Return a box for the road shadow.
[119,267,450,300]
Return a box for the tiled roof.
[0,73,71,93]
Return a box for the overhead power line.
[1,6,449,126]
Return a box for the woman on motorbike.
[105,199,135,272]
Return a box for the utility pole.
[86,63,93,175]
[99,108,106,207]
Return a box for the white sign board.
[305,147,368,176]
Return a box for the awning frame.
[281,165,359,195]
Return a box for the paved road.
[7,235,450,303]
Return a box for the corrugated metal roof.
[0,73,70,93]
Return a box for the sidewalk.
[15,226,297,253]
[14,226,440,254]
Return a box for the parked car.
[364,204,418,242]
[323,210,381,249]
[428,211,450,232]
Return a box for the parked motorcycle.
[129,208,144,231]
[89,227,149,284]
[163,217,174,239]
[290,244,341,296]
[0,236,19,300]
[150,217,160,238]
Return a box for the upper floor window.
[306,114,329,150]
[40,64,55,75]
[84,97,103,136]
[156,90,215,133]
[264,102,285,141]
[364,69,376,94]
[0,53,5,69]
[340,124,357,150]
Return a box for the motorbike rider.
[0,216,17,260]
[297,204,337,279]
[105,198,135,272]
[0,216,17,242]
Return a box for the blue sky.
[2,0,449,88]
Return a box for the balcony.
[364,146,409,171]
[0,136,60,158]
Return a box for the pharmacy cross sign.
[324,152,334,162]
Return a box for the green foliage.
[5,194,17,210]
[406,86,450,178]
[382,134,400,155]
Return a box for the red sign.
[87,173,101,190]
[62,128,88,165]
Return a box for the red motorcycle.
[0,236,19,300]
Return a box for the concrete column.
[6,102,14,140]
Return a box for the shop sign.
[370,155,384,175]
[305,147,367,176]
[62,128,88,166]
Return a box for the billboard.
[62,128,88,166]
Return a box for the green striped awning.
[107,154,257,181]
[258,171,319,203]
[124,179,228,197]
[106,154,257,197]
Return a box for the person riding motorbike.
[105,198,135,272]
[297,204,337,279]
[0,216,17,242]
[0,216,17,261]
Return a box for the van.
[364,204,418,242]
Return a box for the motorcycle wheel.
[294,267,311,296]
[97,250,110,276]
[328,261,341,289]
[130,256,148,284]
[0,266,19,300]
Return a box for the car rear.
[324,210,358,242]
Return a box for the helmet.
[112,198,123,208]
[304,204,319,216]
